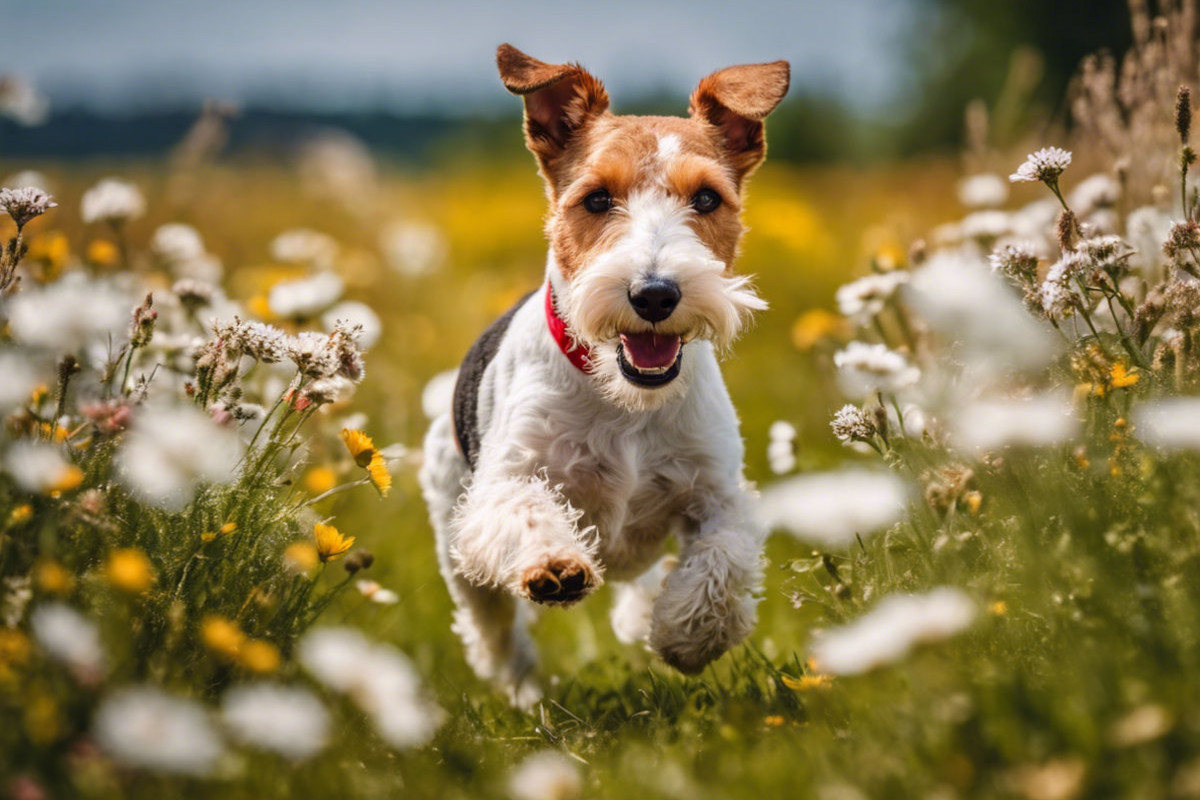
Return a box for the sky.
[2,0,925,116]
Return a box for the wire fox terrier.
[420,44,789,705]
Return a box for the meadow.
[5,13,1200,798]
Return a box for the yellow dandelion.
[220,521,238,535]
[105,548,155,594]
[85,239,119,267]
[35,559,74,596]
[367,453,392,498]
[9,505,33,525]
[25,231,70,278]
[340,428,377,467]
[200,532,217,543]
[237,639,281,674]
[782,673,834,691]
[283,542,320,574]
[201,616,245,659]
[314,523,354,563]
[1110,362,1140,389]
[989,600,1008,616]
[304,466,338,495]
[47,465,84,494]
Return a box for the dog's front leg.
[451,466,603,607]
[649,492,764,674]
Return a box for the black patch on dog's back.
[452,290,535,469]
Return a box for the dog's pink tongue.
[620,333,681,369]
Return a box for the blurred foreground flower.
[1133,398,1200,450]
[93,687,224,776]
[508,750,583,800]
[758,469,911,548]
[221,683,330,761]
[81,178,145,225]
[299,627,443,749]
[833,342,920,398]
[810,588,976,675]
[30,603,105,675]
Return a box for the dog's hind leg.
[420,414,542,707]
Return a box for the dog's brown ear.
[497,44,609,171]
[689,61,790,181]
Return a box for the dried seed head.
[1056,209,1077,251]
[1177,85,1193,144]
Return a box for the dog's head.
[498,44,788,411]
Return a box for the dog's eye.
[692,189,722,214]
[583,189,613,214]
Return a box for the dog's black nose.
[629,278,681,323]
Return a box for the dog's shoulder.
[452,289,538,468]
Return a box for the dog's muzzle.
[617,332,683,388]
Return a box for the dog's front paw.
[519,555,599,606]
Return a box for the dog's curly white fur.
[419,44,789,705]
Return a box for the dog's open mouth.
[617,332,682,387]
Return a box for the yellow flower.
[237,639,281,674]
[220,521,238,535]
[964,491,983,516]
[314,523,354,563]
[40,422,69,443]
[764,715,786,727]
[1110,362,1140,389]
[283,542,320,574]
[86,239,119,267]
[791,309,849,351]
[246,294,275,321]
[367,453,392,498]
[9,505,33,525]
[0,629,32,682]
[781,673,834,691]
[35,559,74,595]
[105,548,155,594]
[201,616,245,659]
[47,465,84,494]
[304,466,338,495]
[989,600,1008,616]
[340,428,377,468]
[25,231,70,278]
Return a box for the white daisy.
[758,469,911,549]
[81,178,145,224]
[220,683,330,761]
[1009,147,1072,184]
[93,687,224,776]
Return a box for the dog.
[420,44,789,706]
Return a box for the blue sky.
[3,0,924,114]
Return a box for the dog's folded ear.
[497,44,610,170]
[689,61,790,181]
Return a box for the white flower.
[835,272,909,323]
[31,603,105,674]
[3,170,50,192]
[1132,398,1200,450]
[93,687,224,776]
[221,684,330,760]
[380,220,447,277]
[322,301,382,349]
[270,228,339,267]
[116,402,243,511]
[951,393,1080,451]
[1126,205,1173,282]
[960,210,1012,241]
[299,627,443,749]
[767,419,797,474]
[421,369,459,420]
[810,588,976,675]
[508,751,583,800]
[81,178,145,224]
[957,173,1009,208]
[0,76,49,126]
[830,404,875,443]
[268,271,344,319]
[4,442,80,494]
[905,251,1058,371]
[357,580,400,604]
[7,272,129,351]
[833,342,920,398]
[1069,173,1120,215]
[1009,198,1061,243]
[152,223,206,263]
[758,469,911,548]
[0,350,40,412]
[1009,147,1072,184]
[0,186,56,228]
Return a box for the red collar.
[544,282,593,373]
